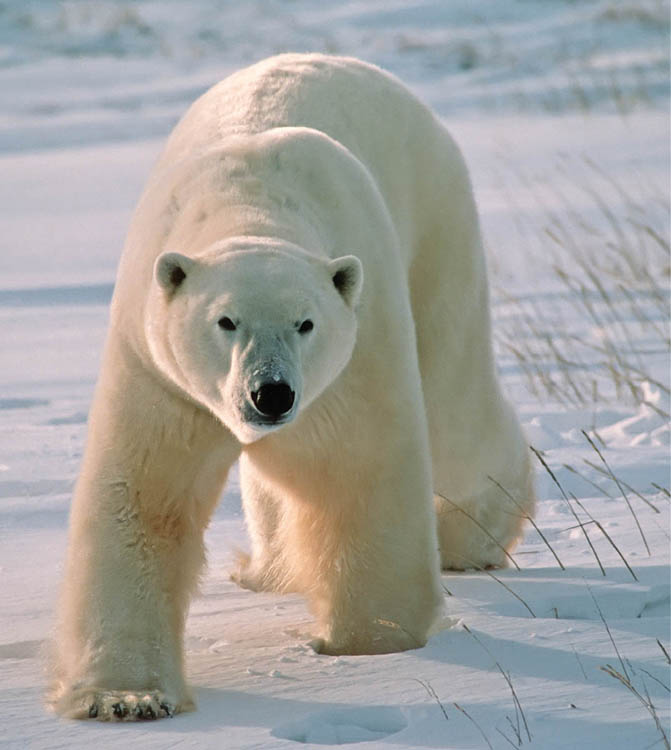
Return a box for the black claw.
[145,704,156,720]
[88,704,98,719]
[112,701,126,719]
[160,702,174,718]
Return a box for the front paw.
[61,689,184,721]
[315,618,426,656]
[231,550,276,592]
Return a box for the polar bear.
[50,53,533,721]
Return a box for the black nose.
[251,382,295,419]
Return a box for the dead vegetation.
[494,156,669,415]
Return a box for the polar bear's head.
[148,239,363,444]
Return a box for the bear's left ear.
[154,252,195,296]
[328,255,363,309]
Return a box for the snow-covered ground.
[0,2,669,748]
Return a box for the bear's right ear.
[328,255,364,309]
[154,252,195,296]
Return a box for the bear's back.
[162,54,429,166]
[155,54,459,260]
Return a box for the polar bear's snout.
[251,381,295,421]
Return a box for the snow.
[0,1,669,748]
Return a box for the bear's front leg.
[247,411,444,656]
[308,469,443,656]
[50,358,238,720]
[53,490,198,721]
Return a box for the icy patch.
[271,706,407,745]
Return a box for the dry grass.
[413,678,450,723]
[463,624,532,746]
[601,664,670,750]
[591,582,671,750]
[494,157,669,414]
[453,702,494,750]
[487,148,670,745]
[488,474,567,571]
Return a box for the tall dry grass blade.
[571,643,588,680]
[650,483,670,499]
[505,714,523,747]
[617,282,669,342]
[453,703,494,750]
[642,399,671,420]
[487,475,566,570]
[600,665,670,750]
[583,459,660,512]
[639,668,671,694]
[564,334,670,396]
[530,446,605,575]
[567,494,606,576]
[463,624,531,743]
[581,429,651,554]
[413,679,449,723]
[657,640,671,665]
[501,668,531,743]
[641,680,670,750]
[635,222,671,254]
[529,445,568,502]
[435,492,521,570]
[586,582,629,679]
[455,551,537,618]
[572,498,638,581]
[563,463,614,499]
[496,727,520,750]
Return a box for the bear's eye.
[218,316,237,331]
[298,319,314,334]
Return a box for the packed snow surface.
[0,1,668,748]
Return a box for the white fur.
[50,54,533,721]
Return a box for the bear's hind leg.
[417,297,535,571]
[409,136,534,570]
[433,449,535,571]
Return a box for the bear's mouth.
[250,414,292,428]
[235,410,296,444]
[248,417,291,429]
[240,403,297,434]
